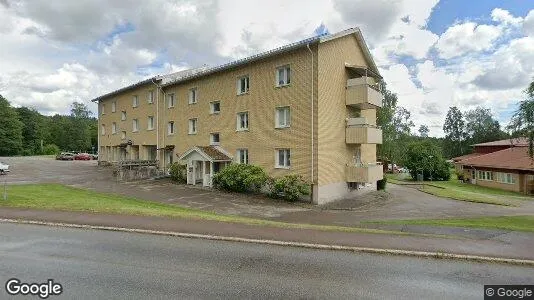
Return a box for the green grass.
[386,173,530,206]
[0,183,403,235]
[365,216,534,233]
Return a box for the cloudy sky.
[1,0,533,136]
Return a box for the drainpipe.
[151,78,166,167]
[306,43,314,186]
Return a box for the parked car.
[74,153,92,160]
[0,161,9,174]
[56,152,75,160]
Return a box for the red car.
[74,153,92,160]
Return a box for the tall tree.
[418,125,429,138]
[443,106,466,158]
[465,107,506,145]
[508,81,534,157]
[68,102,92,152]
[0,95,24,156]
[16,106,47,155]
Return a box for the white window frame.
[275,149,291,169]
[111,101,116,113]
[101,124,106,135]
[275,106,291,128]
[189,88,198,104]
[147,116,154,130]
[210,101,221,114]
[236,149,249,164]
[276,65,291,87]
[188,118,197,134]
[132,119,139,132]
[121,131,126,140]
[112,122,117,134]
[210,133,220,145]
[236,112,249,131]
[477,170,493,181]
[495,172,516,184]
[132,95,139,108]
[167,93,175,108]
[168,121,175,135]
[237,75,250,95]
[101,104,105,115]
[148,90,154,104]
[121,111,126,121]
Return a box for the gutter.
[151,78,165,165]
[307,43,315,187]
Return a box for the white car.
[0,162,9,174]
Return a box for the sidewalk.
[1,207,534,262]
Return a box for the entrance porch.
[178,146,233,187]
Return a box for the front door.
[195,161,203,183]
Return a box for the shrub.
[377,177,387,190]
[169,162,187,183]
[42,144,60,155]
[20,149,33,156]
[404,140,451,181]
[456,170,465,181]
[213,164,268,193]
[267,174,310,202]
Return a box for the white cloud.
[524,10,534,36]
[436,22,502,59]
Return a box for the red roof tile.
[472,137,529,147]
[196,146,232,161]
[459,146,534,171]
[452,153,483,162]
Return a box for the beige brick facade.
[94,29,383,204]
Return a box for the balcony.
[346,163,384,183]
[346,77,383,109]
[346,118,382,144]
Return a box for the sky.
[0,0,533,137]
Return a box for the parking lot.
[1,156,533,225]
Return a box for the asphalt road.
[0,224,533,299]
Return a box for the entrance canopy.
[178,145,233,162]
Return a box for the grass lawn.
[365,216,534,233]
[386,173,530,206]
[0,183,402,235]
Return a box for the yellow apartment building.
[91,28,384,204]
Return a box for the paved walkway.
[1,208,533,261]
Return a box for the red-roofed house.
[453,138,534,195]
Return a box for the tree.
[443,107,466,158]
[404,140,450,181]
[508,81,534,157]
[68,102,93,152]
[418,125,429,138]
[465,107,506,145]
[0,95,24,156]
[16,106,47,155]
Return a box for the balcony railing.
[346,118,382,144]
[346,78,383,108]
[346,162,384,183]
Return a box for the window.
[148,90,154,104]
[275,149,291,168]
[237,112,249,131]
[237,76,250,95]
[210,133,220,145]
[188,118,197,134]
[210,101,221,114]
[121,131,126,140]
[132,95,139,107]
[495,172,516,184]
[111,101,116,113]
[237,149,248,164]
[167,93,175,108]
[101,124,106,135]
[132,119,139,132]
[147,116,154,130]
[121,111,126,121]
[189,88,197,104]
[275,106,291,128]
[101,104,105,115]
[477,170,493,181]
[276,65,291,86]
[112,122,117,134]
[168,121,175,135]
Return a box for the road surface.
[0,223,532,299]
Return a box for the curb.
[2,218,534,266]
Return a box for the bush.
[169,162,187,183]
[213,164,268,193]
[377,177,387,190]
[20,149,33,156]
[404,140,451,181]
[267,174,310,202]
[42,144,60,155]
[456,170,465,181]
